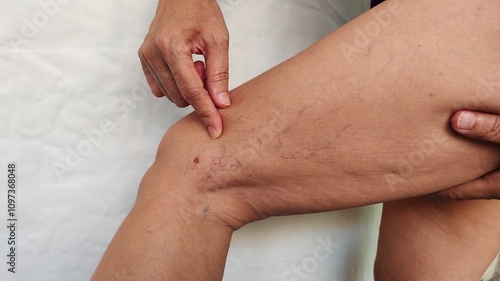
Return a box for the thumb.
[451,110,500,143]
[205,41,230,109]
[438,170,500,200]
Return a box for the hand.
[440,110,500,199]
[139,0,231,139]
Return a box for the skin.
[445,110,500,199]
[372,110,500,281]
[140,0,500,198]
[92,0,500,280]
[139,0,230,139]
[375,197,500,281]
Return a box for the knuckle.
[217,33,229,45]
[206,31,229,48]
[180,86,204,103]
[208,67,229,83]
[153,35,170,50]
[478,116,500,141]
[137,47,144,59]
[157,37,186,58]
[196,107,215,122]
[218,27,230,40]
[139,44,155,61]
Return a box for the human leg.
[92,0,500,279]
[374,198,500,281]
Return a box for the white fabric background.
[0,0,396,280]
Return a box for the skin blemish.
[193,157,200,164]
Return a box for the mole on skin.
[193,157,200,164]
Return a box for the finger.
[438,170,500,200]
[138,49,167,99]
[205,36,231,109]
[145,59,179,104]
[168,54,223,139]
[140,43,189,107]
[194,60,206,88]
[451,110,500,143]
[156,63,189,107]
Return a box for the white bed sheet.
[0,1,388,280]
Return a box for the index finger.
[167,53,223,139]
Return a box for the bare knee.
[138,112,264,230]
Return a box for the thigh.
[92,1,500,279]
[158,0,500,218]
[374,197,500,280]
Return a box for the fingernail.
[208,126,221,139]
[217,92,231,106]
[457,111,476,130]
